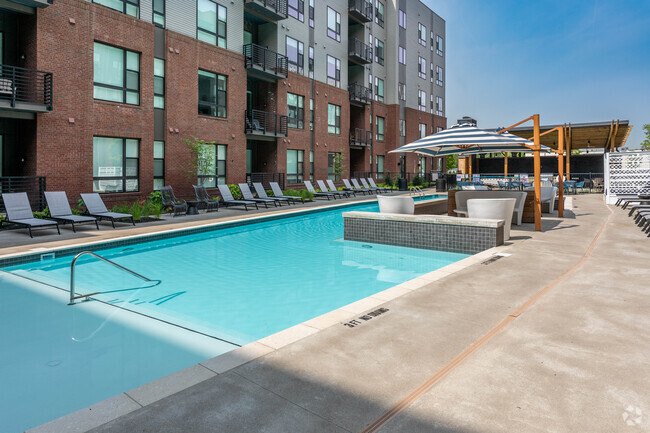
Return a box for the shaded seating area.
[453,190,527,225]
[193,185,219,212]
[45,191,99,232]
[81,193,135,228]
[160,186,188,216]
[1,192,60,238]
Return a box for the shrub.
[228,184,243,200]
[411,175,424,187]
[130,201,144,221]
[383,172,394,188]
[33,207,50,219]
[148,190,163,207]
[283,188,314,201]
[148,201,163,219]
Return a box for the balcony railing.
[0,176,47,212]
[348,0,373,23]
[348,82,372,105]
[350,128,372,147]
[244,0,288,21]
[348,38,372,65]
[245,109,288,138]
[0,65,52,112]
[243,43,288,80]
[246,172,285,190]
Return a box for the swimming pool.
[2,198,467,431]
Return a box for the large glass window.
[398,82,406,100]
[374,77,384,102]
[327,7,341,42]
[198,70,227,118]
[197,0,226,49]
[375,39,384,65]
[398,9,406,28]
[418,23,427,46]
[197,144,226,187]
[327,104,340,134]
[375,0,384,27]
[376,116,385,141]
[153,140,164,189]
[286,36,304,74]
[153,0,164,26]
[154,58,165,109]
[327,55,341,87]
[419,123,427,138]
[436,66,444,86]
[436,96,443,116]
[286,149,304,184]
[419,157,426,176]
[93,137,139,193]
[308,45,314,78]
[436,35,444,56]
[399,119,406,137]
[287,93,304,129]
[418,56,426,79]
[398,46,406,64]
[94,42,140,105]
[418,90,426,111]
[376,155,384,178]
[328,152,340,181]
[288,0,304,21]
[308,0,314,27]
[309,98,314,130]
[94,0,139,17]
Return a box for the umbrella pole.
[533,115,542,231]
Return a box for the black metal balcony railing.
[0,176,47,213]
[350,128,372,147]
[245,109,288,137]
[0,65,53,110]
[244,0,288,20]
[348,0,373,23]
[348,38,372,64]
[348,82,372,105]
[246,172,285,190]
[243,44,288,79]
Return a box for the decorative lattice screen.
[604,151,650,204]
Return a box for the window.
[153,0,164,26]
[430,94,434,113]
[288,0,304,21]
[398,46,406,65]
[399,119,406,137]
[310,151,314,182]
[436,66,443,86]
[197,143,227,187]
[94,0,139,17]
[286,36,304,74]
[436,96,443,116]
[287,93,304,129]
[418,56,426,79]
[375,39,384,65]
[374,77,384,102]
[430,31,434,51]
[197,0,226,49]
[398,82,406,101]
[419,123,426,138]
[430,62,434,83]
[154,58,165,109]
[309,0,314,27]
[398,9,406,28]
[286,149,304,184]
[309,98,314,130]
[308,46,314,78]
[375,0,384,27]
[153,141,164,189]
[436,35,444,56]
[419,156,426,176]
[327,7,341,42]
[328,104,341,134]
[198,70,227,118]
[327,55,341,87]
[93,42,140,105]
[418,90,426,111]
[93,137,139,193]
[376,116,385,141]
[328,152,340,181]
[376,155,384,178]
[418,23,426,46]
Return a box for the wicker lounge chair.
[253,183,291,206]
[193,185,219,212]
[269,182,304,203]
[238,183,277,208]
[304,181,336,200]
[217,184,258,210]
[317,180,349,198]
[343,179,368,195]
[80,193,135,228]
[1,192,60,238]
[45,191,99,232]
[160,186,187,216]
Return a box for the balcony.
[244,0,288,22]
[348,0,373,24]
[0,65,53,116]
[350,128,372,147]
[1,0,51,14]
[245,109,288,140]
[244,43,288,81]
[348,82,372,106]
[348,39,372,65]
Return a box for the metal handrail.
[410,186,424,196]
[0,64,53,109]
[69,251,160,305]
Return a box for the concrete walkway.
[31,195,650,432]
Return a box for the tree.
[446,154,457,171]
[641,124,650,151]
[182,136,216,186]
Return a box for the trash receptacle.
[398,178,408,191]
[436,176,446,192]
[445,174,457,189]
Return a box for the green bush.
[411,175,424,187]
[383,172,394,188]
[283,188,314,201]
[148,190,163,207]
[33,207,51,219]
[228,184,243,200]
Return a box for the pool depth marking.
[342,308,389,328]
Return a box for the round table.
[186,201,200,215]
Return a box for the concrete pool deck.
[13,193,650,432]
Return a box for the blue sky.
[421,0,650,148]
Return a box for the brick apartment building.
[0,0,445,205]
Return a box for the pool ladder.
[68,251,160,305]
[409,186,425,197]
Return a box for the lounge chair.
[217,184,258,210]
[80,193,135,228]
[304,181,336,200]
[253,183,291,206]
[359,178,382,194]
[1,192,60,238]
[160,185,187,216]
[45,191,99,232]
[328,179,355,197]
[270,182,304,203]
[317,180,349,198]
[343,179,368,195]
[367,178,391,193]
[238,183,277,208]
[193,185,219,212]
[352,178,375,194]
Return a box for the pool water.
[2,198,467,432]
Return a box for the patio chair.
[238,183,277,208]
[304,181,336,200]
[1,192,60,238]
[574,181,585,194]
[367,178,391,193]
[160,185,187,216]
[342,179,366,195]
[352,178,375,194]
[253,183,291,206]
[359,178,382,194]
[377,196,414,215]
[217,184,258,211]
[467,198,515,240]
[80,193,135,228]
[328,179,355,197]
[193,185,219,212]
[269,182,304,203]
[317,180,349,198]
[44,191,99,232]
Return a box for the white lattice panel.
[604,151,650,204]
